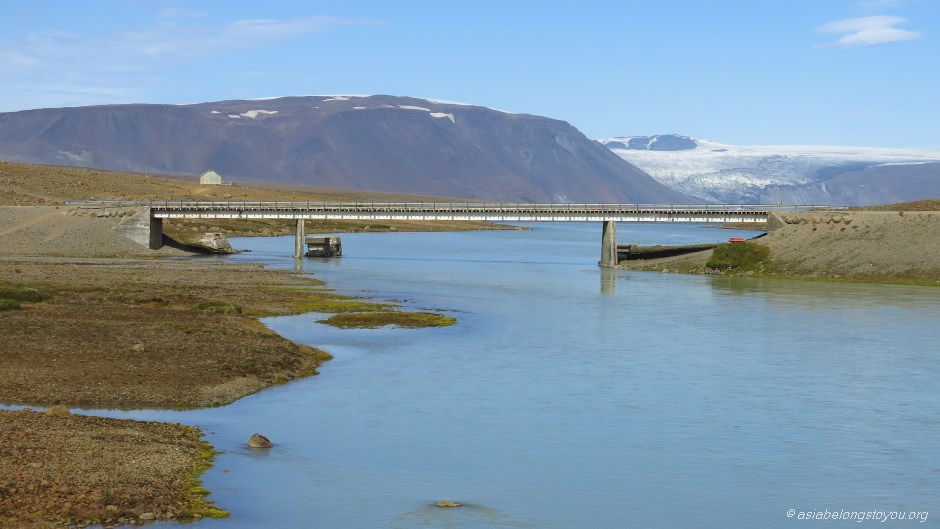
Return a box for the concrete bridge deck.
[65,201,848,266]
[68,200,843,221]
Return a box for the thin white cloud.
[0,14,381,110]
[816,15,922,48]
[114,16,370,66]
[2,16,370,72]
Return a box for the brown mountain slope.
[0,95,691,203]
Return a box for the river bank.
[618,209,940,285]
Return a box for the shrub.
[706,242,770,271]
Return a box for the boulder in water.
[247,433,273,448]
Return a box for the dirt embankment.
[1,206,192,258]
[618,210,940,284]
[759,211,940,282]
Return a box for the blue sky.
[1,0,937,148]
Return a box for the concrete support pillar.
[112,206,162,249]
[149,216,163,250]
[294,218,305,259]
[599,220,617,268]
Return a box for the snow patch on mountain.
[321,96,361,102]
[239,110,278,119]
[430,112,455,123]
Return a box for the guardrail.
[63,200,849,213]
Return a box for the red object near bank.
[728,237,746,243]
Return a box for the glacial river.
[102,223,939,528]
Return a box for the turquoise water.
[55,223,940,528]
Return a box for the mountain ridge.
[0,96,690,204]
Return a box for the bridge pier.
[294,219,305,259]
[599,220,617,268]
[110,207,163,249]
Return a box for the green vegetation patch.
[0,283,52,302]
[190,301,243,314]
[0,298,21,311]
[706,242,771,272]
[180,426,230,520]
[318,311,457,329]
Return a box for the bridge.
[65,201,847,267]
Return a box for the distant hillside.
[0,96,690,204]
[600,134,940,205]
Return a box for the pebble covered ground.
[0,408,218,528]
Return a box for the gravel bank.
[0,408,220,528]
[760,211,940,281]
[0,205,187,257]
[617,210,940,284]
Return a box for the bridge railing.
[63,200,849,213]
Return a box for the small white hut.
[199,169,223,185]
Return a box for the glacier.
[600,135,940,205]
